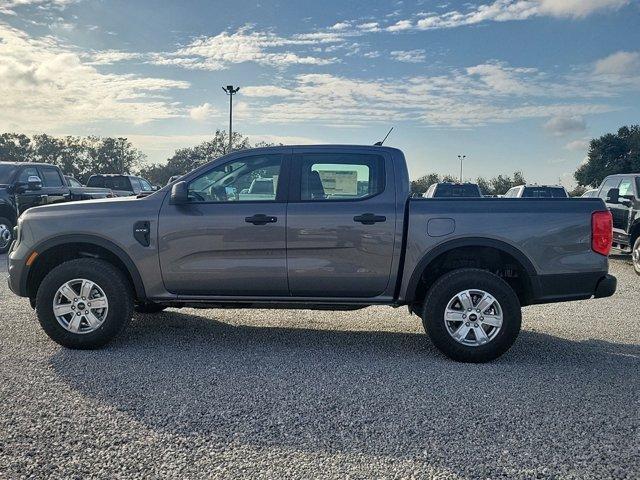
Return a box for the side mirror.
[605,188,619,204]
[152,185,160,191]
[170,181,188,205]
[27,175,42,191]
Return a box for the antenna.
[374,127,394,146]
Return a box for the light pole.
[222,85,240,153]
[457,155,466,183]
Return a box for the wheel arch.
[404,237,538,307]
[0,202,17,224]
[25,234,146,302]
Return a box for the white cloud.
[242,85,291,97]
[537,0,630,18]
[0,23,189,131]
[543,116,587,136]
[154,26,339,71]
[330,22,351,30]
[390,49,426,63]
[594,51,640,76]
[386,0,631,32]
[189,102,218,121]
[85,50,143,65]
[0,0,78,15]
[387,20,413,32]
[240,70,614,128]
[357,22,380,32]
[564,138,590,151]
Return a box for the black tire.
[632,237,640,276]
[36,258,134,349]
[422,268,521,363]
[0,216,14,254]
[134,302,166,314]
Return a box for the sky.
[1,0,639,186]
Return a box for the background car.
[87,174,157,197]
[581,189,599,198]
[503,184,568,198]
[423,182,483,198]
[596,173,640,274]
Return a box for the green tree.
[575,125,640,187]
[569,185,588,197]
[0,133,33,162]
[476,177,492,195]
[410,173,440,196]
[138,130,253,186]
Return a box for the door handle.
[353,213,386,225]
[245,214,278,225]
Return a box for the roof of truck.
[0,161,57,167]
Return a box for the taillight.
[592,211,612,256]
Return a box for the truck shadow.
[49,310,639,475]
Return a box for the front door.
[15,165,45,214]
[286,149,396,298]
[158,151,289,296]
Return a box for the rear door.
[286,148,396,297]
[37,165,68,205]
[158,150,289,296]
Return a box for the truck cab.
[0,162,70,253]
[597,174,640,273]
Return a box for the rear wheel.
[632,237,640,276]
[0,217,14,254]
[422,268,521,363]
[36,258,134,349]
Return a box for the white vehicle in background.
[504,185,568,198]
[581,189,599,198]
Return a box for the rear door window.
[618,177,634,197]
[299,154,384,201]
[39,167,64,188]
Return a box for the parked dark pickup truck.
[596,173,640,274]
[7,146,616,362]
[87,174,157,197]
[64,176,114,201]
[0,162,112,253]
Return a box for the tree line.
[2,125,638,191]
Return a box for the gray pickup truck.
[7,146,616,362]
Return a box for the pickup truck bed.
[7,145,616,362]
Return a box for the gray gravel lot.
[0,255,638,479]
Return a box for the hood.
[22,193,163,221]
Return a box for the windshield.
[0,164,17,184]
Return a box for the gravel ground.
[0,255,638,479]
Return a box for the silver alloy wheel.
[0,223,11,250]
[444,289,503,347]
[52,278,109,334]
[633,240,640,269]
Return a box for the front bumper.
[7,244,30,298]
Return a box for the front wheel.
[632,237,640,276]
[0,216,14,254]
[422,268,521,363]
[36,258,134,349]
